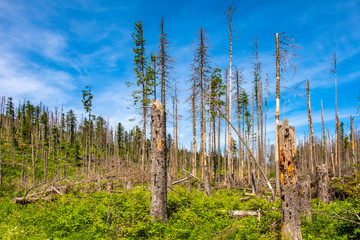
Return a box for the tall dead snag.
[150,100,168,223]
[275,33,280,193]
[226,4,234,187]
[321,100,328,170]
[316,164,329,204]
[306,79,315,175]
[195,27,211,195]
[350,116,357,182]
[332,51,341,178]
[191,42,197,178]
[279,119,302,240]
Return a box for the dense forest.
[1,2,360,240]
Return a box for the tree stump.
[279,119,302,240]
[316,164,329,204]
[150,100,168,223]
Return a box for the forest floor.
[0,178,359,240]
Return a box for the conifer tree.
[129,21,154,183]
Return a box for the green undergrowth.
[0,185,359,239]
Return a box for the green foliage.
[302,198,360,240]
[0,185,359,239]
[81,85,93,116]
[127,21,154,110]
[0,187,282,239]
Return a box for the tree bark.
[150,100,168,223]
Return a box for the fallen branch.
[182,169,202,183]
[172,177,190,185]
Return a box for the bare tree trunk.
[31,134,36,187]
[337,115,341,178]
[0,97,4,185]
[279,119,302,240]
[203,84,212,196]
[264,75,268,177]
[316,164,329,204]
[321,100,328,168]
[254,39,261,184]
[275,33,280,193]
[224,73,228,179]
[306,79,315,175]
[150,100,168,223]
[260,79,264,180]
[141,97,146,184]
[251,93,255,184]
[333,52,340,178]
[328,129,335,176]
[0,135,2,186]
[217,95,221,183]
[236,70,243,182]
[351,116,357,182]
[227,4,233,188]
[192,44,197,177]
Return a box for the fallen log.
[13,196,52,204]
[219,210,261,220]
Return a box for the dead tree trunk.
[275,33,281,194]
[306,79,315,175]
[321,100,328,169]
[351,116,357,182]
[279,119,302,240]
[150,100,168,223]
[316,164,329,204]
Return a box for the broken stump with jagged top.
[279,119,302,240]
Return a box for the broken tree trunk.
[316,164,329,204]
[279,119,302,240]
[150,100,168,223]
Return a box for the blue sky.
[0,0,359,148]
